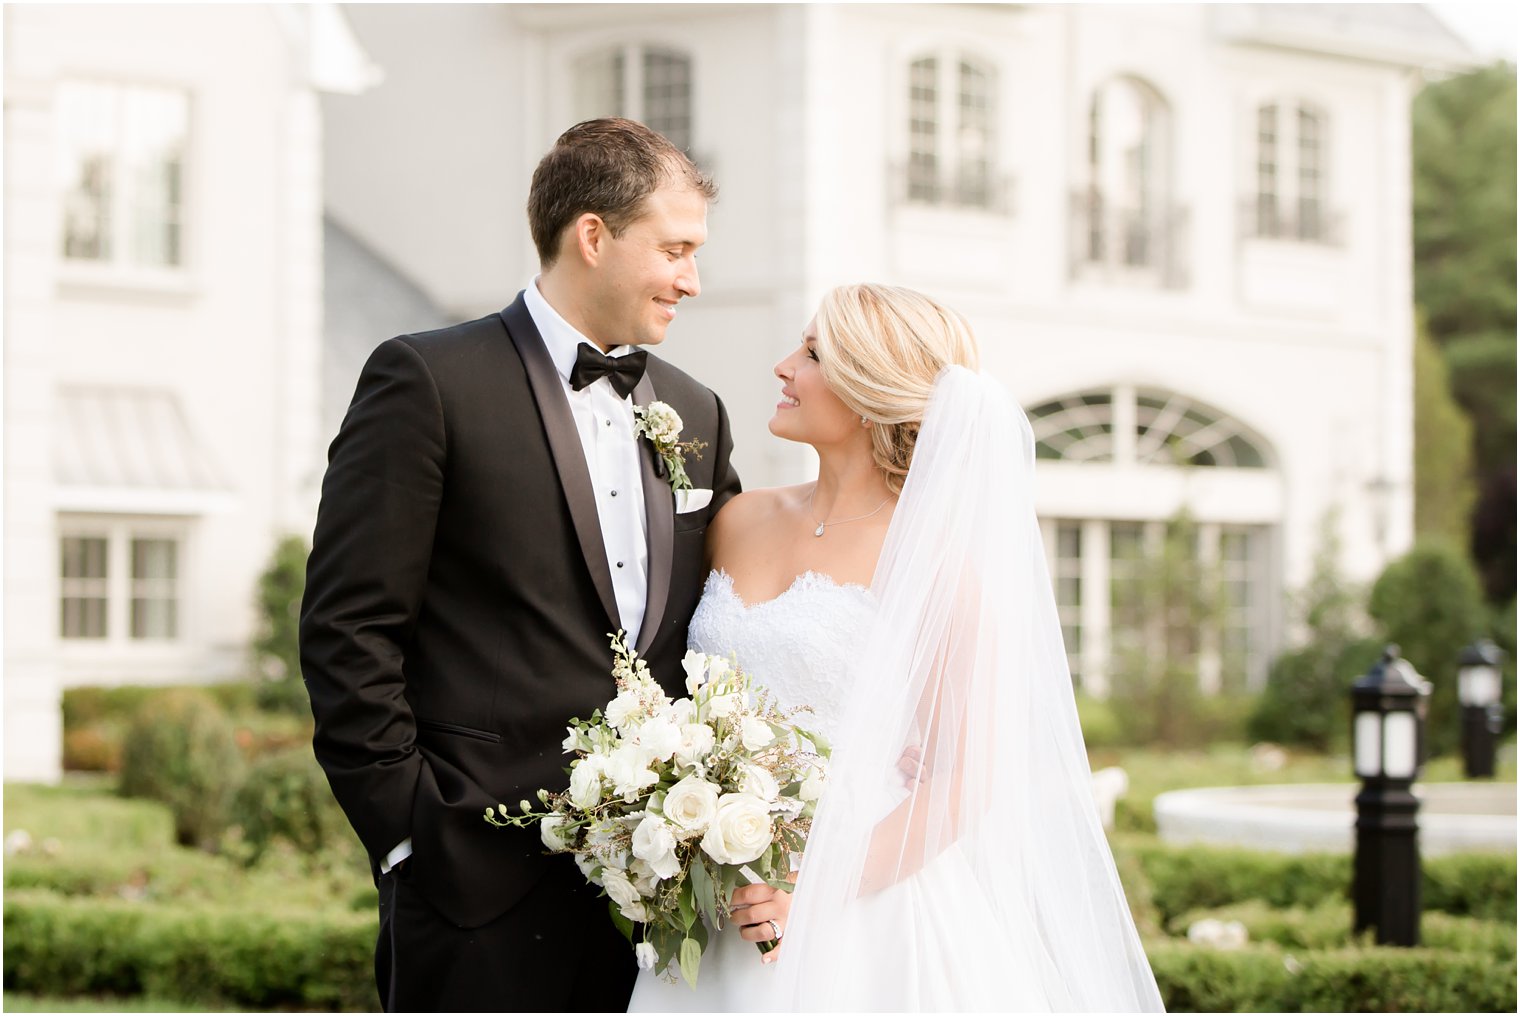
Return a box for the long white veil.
[774,366,1164,1011]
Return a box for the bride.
[629,284,1163,1012]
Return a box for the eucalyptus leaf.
[691,858,719,926]
[679,936,702,988]
[677,878,697,932]
[608,900,635,944]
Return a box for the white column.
[1196,521,1221,695]
[3,33,63,783]
[1080,518,1110,698]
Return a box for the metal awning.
[53,387,233,514]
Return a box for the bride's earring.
[860,415,870,427]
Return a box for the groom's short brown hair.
[528,118,716,267]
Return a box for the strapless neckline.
[709,567,872,611]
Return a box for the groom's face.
[588,183,707,348]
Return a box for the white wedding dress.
[632,368,1162,1013]
[627,569,1055,1012]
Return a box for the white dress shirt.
[522,278,651,644]
[382,281,651,874]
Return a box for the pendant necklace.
[809,487,895,537]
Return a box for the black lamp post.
[1458,639,1504,779]
[1350,644,1427,947]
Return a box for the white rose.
[634,716,683,764]
[568,757,604,809]
[605,689,644,730]
[575,852,604,886]
[738,762,780,802]
[630,813,681,879]
[706,693,739,719]
[662,774,721,835]
[739,715,775,752]
[606,744,659,801]
[540,814,570,851]
[603,868,643,913]
[675,722,716,769]
[644,402,683,442]
[799,766,825,803]
[681,650,709,696]
[635,941,659,971]
[700,793,774,866]
[629,858,660,896]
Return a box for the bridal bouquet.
[486,633,829,987]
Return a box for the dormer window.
[573,46,693,152]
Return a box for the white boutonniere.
[634,401,707,493]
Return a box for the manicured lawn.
[3,992,245,1012]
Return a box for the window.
[131,538,179,639]
[58,81,188,269]
[1045,518,1273,697]
[58,524,183,644]
[1218,527,1265,692]
[1054,522,1083,686]
[1249,101,1332,243]
[900,52,1004,211]
[60,536,109,639]
[574,46,693,153]
[1076,76,1184,286]
[1030,387,1270,469]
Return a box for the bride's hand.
[730,881,793,963]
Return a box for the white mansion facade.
[4,3,1471,781]
[326,3,1470,697]
[2,4,376,781]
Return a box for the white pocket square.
[675,488,713,514]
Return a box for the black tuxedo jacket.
[300,293,740,927]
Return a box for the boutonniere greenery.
[634,401,707,493]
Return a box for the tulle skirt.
[627,840,1059,1012]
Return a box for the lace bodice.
[688,569,876,744]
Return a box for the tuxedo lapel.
[633,373,674,656]
[499,297,620,635]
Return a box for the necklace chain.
[808,486,895,537]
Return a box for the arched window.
[901,52,1003,211]
[573,46,693,153]
[1077,76,1183,286]
[1032,387,1278,696]
[1029,387,1270,468]
[1250,100,1332,243]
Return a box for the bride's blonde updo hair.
[813,284,981,494]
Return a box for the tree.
[1412,318,1476,546]
[1412,62,1516,343]
[1108,510,1237,747]
[1411,61,1517,604]
[252,535,311,714]
[1367,541,1488,757]
[1248,513,1380,751]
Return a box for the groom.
[300,119,741,1011]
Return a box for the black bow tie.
[569,343,648,399]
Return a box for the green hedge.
[8,889,1513,1013]
[3,891,375,1011]
[1121,839,1517,924]
[1147,939,1516,1012]
[1171,898,1517,962]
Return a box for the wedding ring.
[767,919,783,941]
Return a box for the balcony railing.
[890,162,1017,217]
[1069,190,1190,289]
[1239,196,1345,246]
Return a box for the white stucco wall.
[3,4,330,781]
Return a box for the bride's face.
[770,318,863,447]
